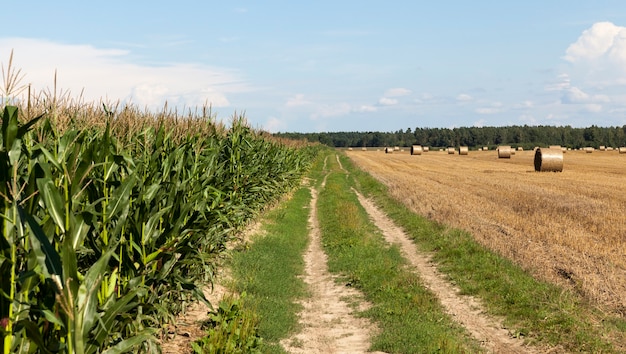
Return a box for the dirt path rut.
[353,189,540,353]
[281,182,384,354]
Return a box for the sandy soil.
[353,189,546,353]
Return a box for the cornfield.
[0,88,316,352]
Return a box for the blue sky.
[2,1,626,132]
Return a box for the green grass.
[342,152,623,352]
[316,153,481,353]
[229,186,312,353]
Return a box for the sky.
[2,1,626,133]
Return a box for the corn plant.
[1,97,317,353]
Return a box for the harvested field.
[346,148,626,314]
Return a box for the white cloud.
[310,102,352,119]
[357,105,377,112]
[475,107,500,114]
[285,94,311,107]
[378,97,398,105]
[384,87,411,97]
[513,100,534,109]
[456,93,473,102]
[560,86,610,104]
[0,37,245,110]
[473,119,486,127]
[263,116,285,133]
[564,22,625,63]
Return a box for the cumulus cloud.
[564,22,626,63]
[378,97,398,105]
[357,105,377,112]
[263,116,286,133]
[456,93,473,102]
[285,94,311,107]
[560,86,610,104]
[0,37,246,109]
[384,87,411,97]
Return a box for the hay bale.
[517,146,524,151]
[549,145,561,149]
[534,147,563,172]
[599,146,606,151]
[447,147,455,154]
[497,145,512,158]
[619,147,626,154]
[361,147,367,151]
[585,147,594,153]
[385,147,394,154]
[348,147,353,151]
[459,146,469,155]
[483,146,489,151]
[423,146,430,152]
[394,146,400,151]
[411,145,423,155]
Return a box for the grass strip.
[317,153,481,353]
[342,153,623,352]
[229,185,311,353]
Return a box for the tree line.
[274,125,626,149]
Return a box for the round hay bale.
[394,146,400,151]
[517,146,524,151]
[478,147,483,151]
[585,147,594,153]
[459,146,469,155]
[348,147,353,151]
[361,147,367,151]
[619,147,626,154]
[497,145,512,158]
[447,147,455,154]
[599,145,606,151]
[534,147,563,172]
[410,145,423,155]
[385,147,394,154]
[423,146,430,152]
[549,145,561,149]
[483,146,489,151]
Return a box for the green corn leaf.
[16,112,45,138]
[106,173,137,219]
[77,246,117,339]
[2,105,19,152]
[88,292,143,353]
[36,177,66,234]
[14,319,54,354]
[68,213,90,251]
[18,205,63,288]
[99,330,155,354]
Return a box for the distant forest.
[274,125,626,149]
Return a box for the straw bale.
[517,146,524,151]
[411,145,423,155]
[394,146,400,151]
[385,147,394,154]
[361,147,367,151]
[459,146,469,155]
[497,145,512,158]
[483,146,489,150]
[619,147,626,154]
[423,146,430,152]
[599,146,606,151]
[447,147,455,154]
[534,147,563,172]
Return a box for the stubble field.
[346,148,626,315]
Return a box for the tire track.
[353,189,543,354]
[281,182,384,354]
